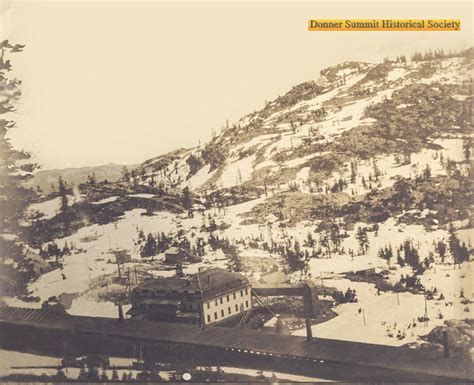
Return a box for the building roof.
[136,267,250,301]
[164,247,180,255]
[141,299,181,306]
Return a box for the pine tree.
[378,244,393,264]
[448,223,470,265]
[350,160,357,183]
[319,232,331,257]
[463,138,471,162]
[422,164,431,179]
[87,172,97,185]
[275,318,284,334]
[330,223,342,253]
[393,178,413,210]
[111,369,119,381]
[141,233,158,258]
[182,186,193,213]
[0,40,38,295]
[236,167,243,185]
[58,176,69,211]
[372,159,381,181]
[223,240,242,272]
[87,366,100,381]
[100,366,109,381]
[436,240,447,262]
[397,248,405,267]
[356,227,369,255]
[402,239,422,272]
[121,165,130,182]
[176,262,184,277]
[303,232,315,248]
[55,368,67,381]
[78,367,87,381]
[130,169,137,185]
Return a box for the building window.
[245,288,248,295]
[240,290,243,297]
[221,309,224,317]
[233,293,236,299]
[207,315,211,323]
[228,307,231,315]
[220,297,223,305]
[226,295,229,302]
[206,302,210,309]
[215,300,218,306]
[214,312,218,320]
[235,304,238,312]
[246,300,249,308]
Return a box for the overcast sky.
[3,0,472,170]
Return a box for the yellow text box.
[308,19,461,31]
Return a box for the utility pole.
[305,318,313,342]
[442,331,450,358]
[196,270,205,331]
[127,268,131,297]
[115,252,122,280]
[109,236,121,280]
[424,294,429,327]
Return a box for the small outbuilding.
[164,247,202,264]
[25,252,53,275]
[354,267,376,277]
[258,270,290,285]
[164,247,186,264]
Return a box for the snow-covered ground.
[294,137,466,195]
[26,194,83,220]
[7,186,473,348]
[127,193,156,199]
[184,164,215,190]
[219,154,256,188]
[92,196,118,205]
[294,261,472,346]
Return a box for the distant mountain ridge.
[27,163,138,193]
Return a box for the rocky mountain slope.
[135,49,472,199]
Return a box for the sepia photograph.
[0,0,472,383]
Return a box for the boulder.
[424,319,473,357]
